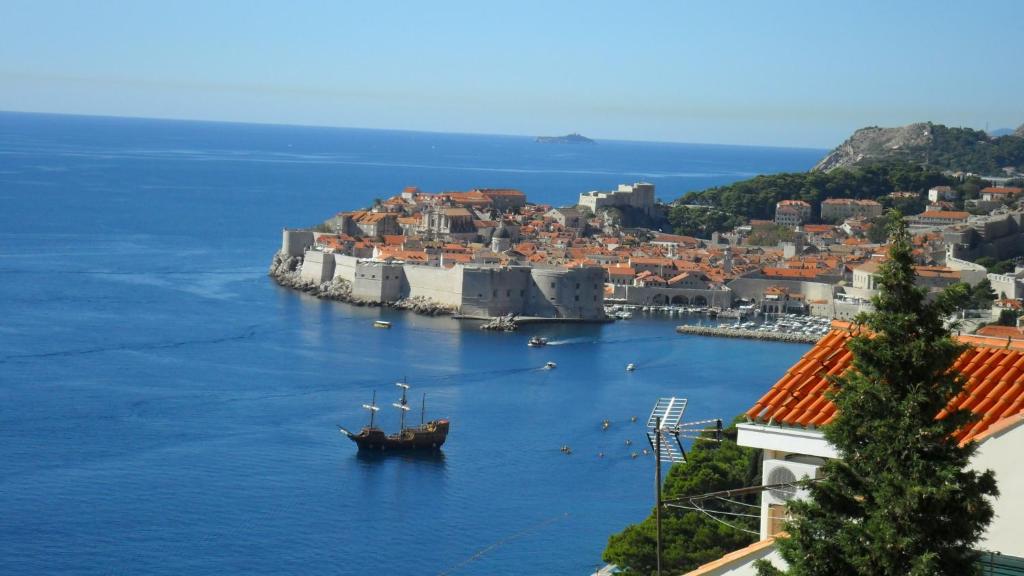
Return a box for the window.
[519,290,525,297]
[574,295,579,301]
[492,290,497,297]
[506,290,511,297]
[550,282,556,288]
[575,283,580,289]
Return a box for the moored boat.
[528,336,548,347]
[339,382,449,451]
[373,320,392,329]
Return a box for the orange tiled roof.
[745,322,1024,444]
[981,186,1023,195]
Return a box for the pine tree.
[758,212,999,576]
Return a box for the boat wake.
[544,337,594,346]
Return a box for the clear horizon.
[2,1,1022,148]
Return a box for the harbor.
[675,324,822,344]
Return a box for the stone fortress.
[577,182,655,216]
[282,229,607,320]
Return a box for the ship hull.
[345,419,449,451]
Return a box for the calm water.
[0,112,819,575]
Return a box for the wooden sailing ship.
[339,381,449,451]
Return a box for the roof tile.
[747,322,1024,443]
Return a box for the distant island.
[535,133,595,144]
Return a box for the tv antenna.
[646,397,723,576]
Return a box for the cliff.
[812,122,1024,173]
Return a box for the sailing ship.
[339,381,449,451]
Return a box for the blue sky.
[1,0,1021,147]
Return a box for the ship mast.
[362,391,380,429]
[421,393,426,425]
[393,380,411,430]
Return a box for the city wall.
[289,242,605,319]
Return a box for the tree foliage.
[604,423,759,576]
[758,213,999,576]
[667,205,745,238]
[747,225,797,247]
[947,278,998,311]
[677,164,952,222]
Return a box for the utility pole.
[655,415,662,576]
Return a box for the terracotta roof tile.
[746,322,1024,444]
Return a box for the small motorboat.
[373,320,392,329]
[544,361,557,370]
[626,363,636,372]
[528,336,548,347]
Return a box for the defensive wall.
[291,243,605,319]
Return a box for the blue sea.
[0,112,821,575]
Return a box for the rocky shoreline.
[267,251,456,316]
[675,324,821,344]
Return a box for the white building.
[774,200,811,227]
[928,185,958,203]
[683,325,1024,575]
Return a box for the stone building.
[774,200,811,227]
[578,182,655,217]
[819,198,882,222]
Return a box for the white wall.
[299,250,335,283]
[973,420,1024,557]
[403,265,464,308]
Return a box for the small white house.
[684,323,1024,575]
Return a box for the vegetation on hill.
[665,122,1024,239]
[669,163,976,237]
[814,122,1024,174]
[758,214,998,576]
[602,421,759,575]
[922,124,1024,173]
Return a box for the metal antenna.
[394,380,411,430]
[362,391,380,429]
[646,397,724,576]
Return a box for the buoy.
[630,415,638,423]
[625,439,632,446]
[602,419,610,430]
[598,452,604,458]
[631,452,638,459]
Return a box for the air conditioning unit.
[762,458,821,506]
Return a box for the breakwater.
[268,251,455,315]
[675,324,821,344]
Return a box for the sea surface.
[0,112,821,575]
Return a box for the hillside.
[812,122,1024,174]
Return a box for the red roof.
[745,322,1024,445]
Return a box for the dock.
[675,324,821,344]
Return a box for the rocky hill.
[812,122,1024,174]
[813,123,934,172]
